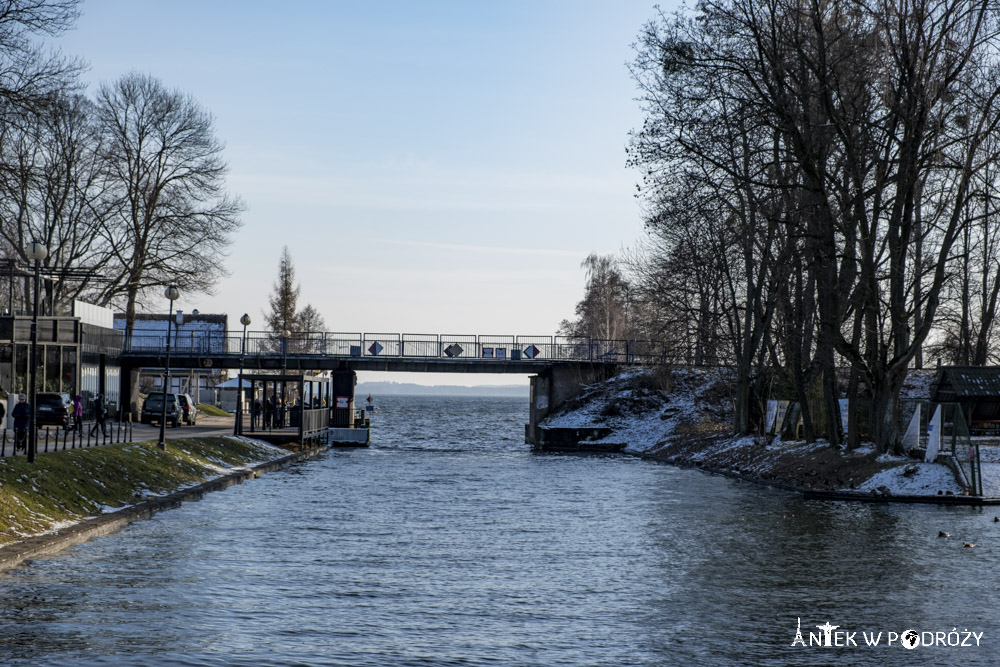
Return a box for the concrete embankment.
[0,440,328,572]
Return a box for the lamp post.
[281,329,289,428]
[235,313,250,435]
[158,285,180,450]
[25,241,47,464]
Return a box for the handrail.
[121,332,683,365]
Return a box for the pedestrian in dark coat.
[11,393,29,450]
[90,394,107,437]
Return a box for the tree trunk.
[871,371,905,454]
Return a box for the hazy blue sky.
[56,1,677,384]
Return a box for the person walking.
[11,394,29,452]
[252,397,261,429]
[90,394,107,438]
[73,394,83,435]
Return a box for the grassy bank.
[0,437,285,547]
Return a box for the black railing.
[123,332,689,365]
[0,416,134,458]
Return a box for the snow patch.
[852,463,963,496]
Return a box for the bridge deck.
[121,332,658,372]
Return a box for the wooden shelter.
[931,366,1000,434]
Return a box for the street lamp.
[25,241,47,464]
[235,313,250,435]
[158,285,180,450]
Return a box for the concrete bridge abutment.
[525,364,618,445]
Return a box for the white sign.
[926,404,942,462]
[766,400,778,433]
[336,396,349,409]
[839,398,850,434]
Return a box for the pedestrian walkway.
[0,415,242,458]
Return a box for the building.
[114,310,228,404]
[0,298,122,422]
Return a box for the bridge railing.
[123,332,678,365]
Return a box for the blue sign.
[524,345,541,359]
[368,341,384,356]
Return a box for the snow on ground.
[541,367,722,454]
[852,462,964,496]
[900,369,937,401]
[980,463,1000,497]
[541,367,990,499]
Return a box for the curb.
[0,442,330,572]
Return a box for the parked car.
[35,392,73,430]
[175,393,197,425]
[141,392,182,427]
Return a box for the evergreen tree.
[265,246,299,336]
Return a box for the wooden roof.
[932,366,1000,401]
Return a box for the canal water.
[1,395,999,665]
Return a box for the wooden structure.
[931,366,1000,435]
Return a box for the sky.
[53,0,677,385]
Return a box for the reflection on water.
[0,395,997,665]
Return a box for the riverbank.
[540,368,987,503]
[0,436,314,571]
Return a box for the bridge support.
[525,364,618,445]
[331,368,357,427]
[122,365,141,421]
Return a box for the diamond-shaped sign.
[444,343,464,358]
[368,341,383,356]
[524,344,541,359]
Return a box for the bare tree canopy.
[560,253,632,341]
[94,72,244,333]
[628,0,1000,452]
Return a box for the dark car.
[36,392,73,430]
[141,392,181,427]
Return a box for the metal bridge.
[121,331,666,373]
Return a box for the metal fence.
[124,331,687,365]
[0,416,134,458]
[946,403,983,497]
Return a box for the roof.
[932,366,1000,400]
[216,378,253,389]
[115,312,228,325]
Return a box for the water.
[1,395,998,665]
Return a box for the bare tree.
[0,0,85,270]
[561,253,631,342]
[93,72,243,333]
[0,92,111,313]
[631,0,1000,452]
